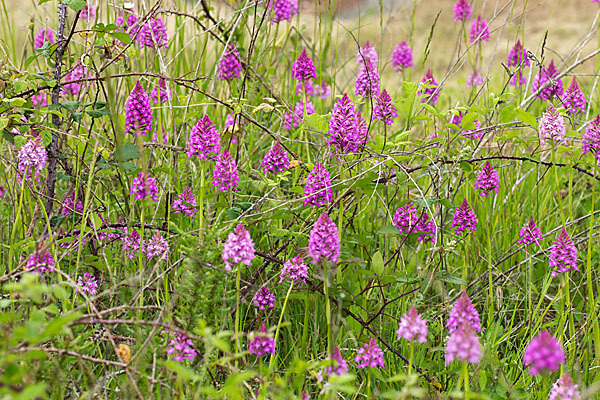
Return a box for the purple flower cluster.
[518,218,543,246]
[32,92,47,108]
[303,163,333,207]
[549,227,578,277]
[165,331,197,362]
[62,192,84,216]
[418,69,439,105]
[248,323,275,357]
[327,94,369,154]
[445,324,482,365]
[582,115,600,164]
[324,347,348,378]
[212,150,239,192]
[296,80,330,99]
[280,255,309,284]
[396,306,428,343]
[80,3,96,21]
[26,248,55,276]
[392,202,436,242]
[34,28,54,49]
[562,77,586,114]
[269,0,298,23]
[392,41,413,71]
[532,60,564,101]
[474,161,500,197]
[292,49,316,81]
[523,330,565,375]
[451,199,478,235]
[139,17,168,49]
[77,272,99,295]
[173,187,198,218]
[252,287,276,310]
[470,16,490,43]
[549,374,581,400]
[131,171,159,201]
[354,62,380,98]
[355,338,384,369]
[145,231,169,260]
[218,46,243,81]
[17,136,47,183]
[453,0,472,21]
[150,78,171,104]
[538,104,567,146]
[507,40,529,86]
[123,228,141,259]
[467,70,484,87]
[125,81,153,136]
[356,41,378,67]
[62,63,87,96]
[373,89,398,125]
[222,223,255,271]
[447,290,481,333]
[263,141,290,174]
[187,115,221,160]
[308,211,340,265]
[283,99,315,130]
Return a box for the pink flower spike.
[451,199,477,235]
[562,77,586,114]
[447,290,481,333]
[582,115,600,165]
[523,330,565,375]
[125,81,153,136]
[280,255,309,284]
[470,16,490,43]
[303,163,333,207]
[292,49,316,81]
[518,217,543,246]
[308,211,340,265]
[355,338,385,369]
[396,306,428,343]
[187,115,221,160]
[222,223,255,271]
[356,41,378,67]
[549,227,578,277]
[212,150,239,192]
[34,28,54,49]
[172,187,198,218]
[218,46,243,81]
[418,69,439,105]
[392,41,413,71]
[354,62,380,98]
[445,323,482,366]
[474,161,500,197]
[248,323,275,357]
[373,89,398,125]
[549,374,581,400]
[252,287,276,310]
[453,0,472,21]
[130,171,159,202]
[263,141,290,174]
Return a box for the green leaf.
[165,361,200,381]
[63,0,87,12]
[499,105,516,124]
[377,225,399,235]
[371,251,384,275]
[85,108,110,118]
[114,143,140,162]
[60,100,79,112]
[41,130,52,147]
[0,117,8,131]
[304,113,328,132]
[516,108,538,129]
[109,31,131,44]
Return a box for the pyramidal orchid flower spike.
[165,331,197,362]
[26,248,55,276]
[269,0,299,23]
[151,78,171,104]
[222,223,255,271]
[453,0,472,21]
[562,77,586,114]
[248,323,275,357]
[532,60,563,101]
[34,28,54,49]
[474,161,500,197]
[392,202,436,242]
[355,62,380,98]
[549,227,578,277]
[445,322,483,365]
[467,70,483,87]
[355,338,385,369]
[125,81,152,136]
[283,99,315,130]
[18,135,47,183]
[324,347,348,377]
[212,150,239,192]
[582,114,600,165]
[373,89,398,125]
[280,255,309,284]
[187,115,221,160]
[263,141,290,174]
[356,41,378,66]
[507,40,530,86]
[452,199,478,235]
[470,16,490,43]
[328,93,370,154]
[418,69,439,104]
[145,231,169,260]
[131,171,159,202]
[292,49,316,81]
[62,63,87,96]
[218,46,243,81]
[139,17,168,49]
[396,306,428,343]
[308,211,340,265]
[447,290,481,333]
[172,187,198,218]
[523,330,565,375]
[538,104,566,146]
[76,272,99,295]
[80,3,96,20]
[303,163,333,207]
[252,287,276,310]
[392,41,413,71]
[549,374,581,400]
[518,217,543,246]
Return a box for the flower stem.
[269,281,294,371]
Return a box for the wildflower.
[222,223,255,271]
[138,17,168,49]
[164,331,197,362]
[355,338,384,369]
[187,115,221,160]
[130,171,159,201]
[80,3,96,20]
[218,46,243,81]
[538,104,567,146]
[373,89,398,125]
[532,60,564,101]
[26,248,55,276]
[0,186,5,199]
[392,41,413,71]
[467,70,484,87]
[303,163,333,207]
[145,231,169,260]
[396,306,428,343]
[518,218,543,245]
[62,63,87,96]
[549,227,578,277]
[449,112,483,139]
[562,77,586,114]
[115,11,140,43]
[224,113,238,133]
[453,0,472,21]
[124,81,152,136]
[252,287,276,310]
[17,136,47,183]
[150,78,171,104]
[328,94,369,154]
[34,28,54,49]
[297,80,331,99]
[447,290,481,333]
[356,41,378,66]
[62,192,83,215]
[123,228,141,259]
[269,0,299,23]
[248,323,276,356]
[283,99,315,130]
[263,141,290,174]
[355,61,380,98]
[32,92,47,108]
[76,272,99,295]
[292,49,316,81]
[523,330,565,375]
[172,187,198,218]
[308,211,340,265]
[549,374,581,400]
[280,255,309,284]
[474,161,500,197]
[392,202,436,242]
[324,347,349,378]
[445,323,483,365]
[451,199,477,235]
[212,150,239,192]
[418,69,439,105]
[470,16,490,43]
[582,114,600,165]
[508,40,529,86]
